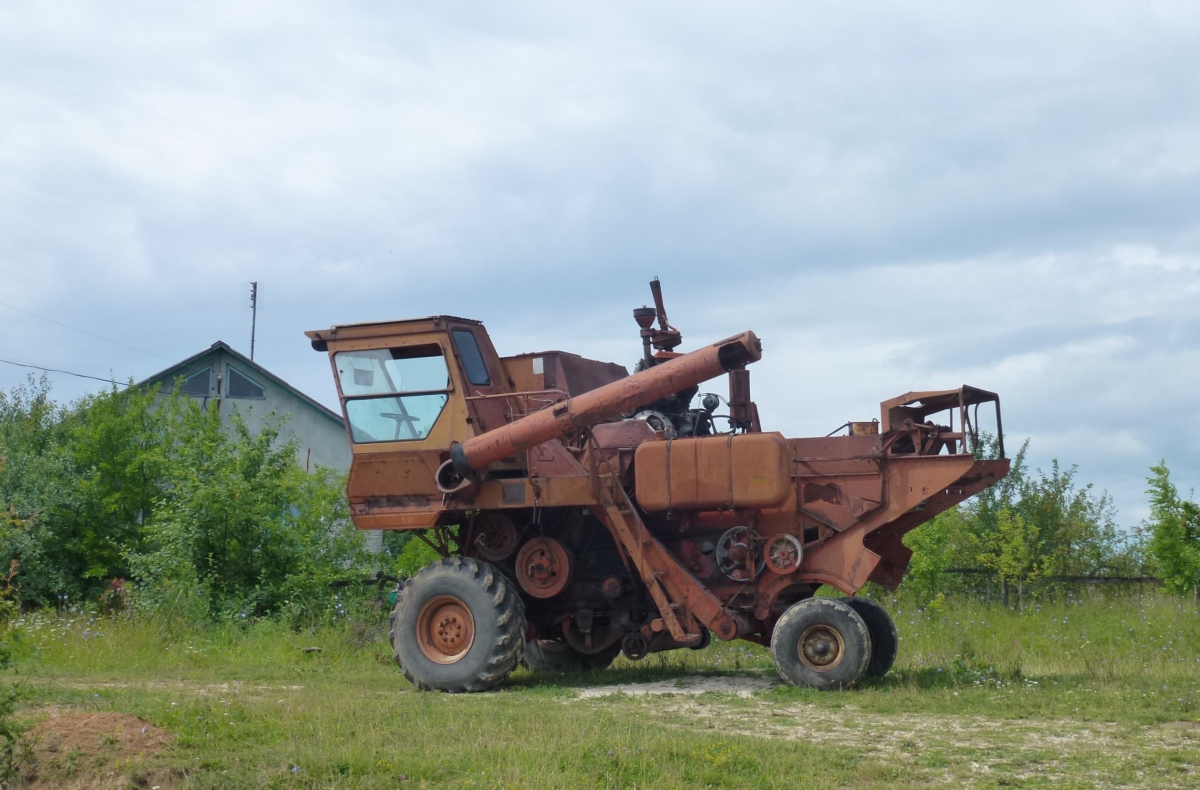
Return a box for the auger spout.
[435,330,762,492]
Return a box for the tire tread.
[770,597,871,690]
[389,557,526,693]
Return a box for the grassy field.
[3,592,1199,789]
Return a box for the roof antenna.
[249,281,258,361]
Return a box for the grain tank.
[306,280,1009,691]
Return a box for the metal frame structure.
[306,282,1009,666]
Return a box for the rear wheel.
[845,597,898,678]
[770,598,871,690]
[522,639,621,673]
[390,557,526,692]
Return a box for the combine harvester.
[306,280,1008,692]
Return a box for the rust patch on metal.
[361,494,432,510]
[803,482,841,504]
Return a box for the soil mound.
[15,711,176,789]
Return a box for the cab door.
[445,322,514,436]
[329,333,464,529]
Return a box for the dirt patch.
[15,711,177,790]
[576,675,780,698]
[42,679,303,697]
[616,697,1200,788]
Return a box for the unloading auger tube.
[435,330,762,492]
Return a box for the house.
[138,341,352,473]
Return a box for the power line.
[0,300,172,361]
[0,355,131,387]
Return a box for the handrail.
[464,389,568,423]
[464,388,567,403]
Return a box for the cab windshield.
[334,344,450,443]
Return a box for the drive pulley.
[515,537,572,598]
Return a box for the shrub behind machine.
[306,280,1009,691]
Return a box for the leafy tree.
[0,378,169,603]
[977,508,1046,610]
[903,506,967,601]
[0,377,77,605]
[903,436,1143,604]
[1146,463,1200,599]
[1017,461,1128,577]
[63,384,167,583]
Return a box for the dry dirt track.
[573,676,1200,789]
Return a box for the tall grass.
[4,591,1199,788]
[10,590,1199,708]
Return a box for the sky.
[1,1,1198,523]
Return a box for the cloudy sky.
[2,1,1197,522]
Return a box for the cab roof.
[305,315,483,345]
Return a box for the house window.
[227,366,266,399]
[452,329,491,386]
[180,367,212,397]
[334,344,451,443]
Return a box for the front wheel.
[770,598,871,690]
[390,557,526,692]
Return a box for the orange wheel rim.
[798,624,845,672]
[415,595,476,664]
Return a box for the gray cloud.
[1,0,1198,522]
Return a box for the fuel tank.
[633,432,792,512]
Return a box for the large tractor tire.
[770,598,871,690]
[845,597,898,678]
[523,639,621,673]
[390,556,526,693]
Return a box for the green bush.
[393,536,444,579]
[1146,462,1200,598]
[0,560,20,787]
[0,657,15,789]
[127,405,365,621]
[0,376,368,623]
[902,437,1145,605]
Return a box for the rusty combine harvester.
[306,280,1009,692]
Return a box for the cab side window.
[452,329,491,386]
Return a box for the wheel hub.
[798,624,844,672]
[416,595,476,665]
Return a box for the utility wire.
[0,355,131,387]
[0,300,172,361]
